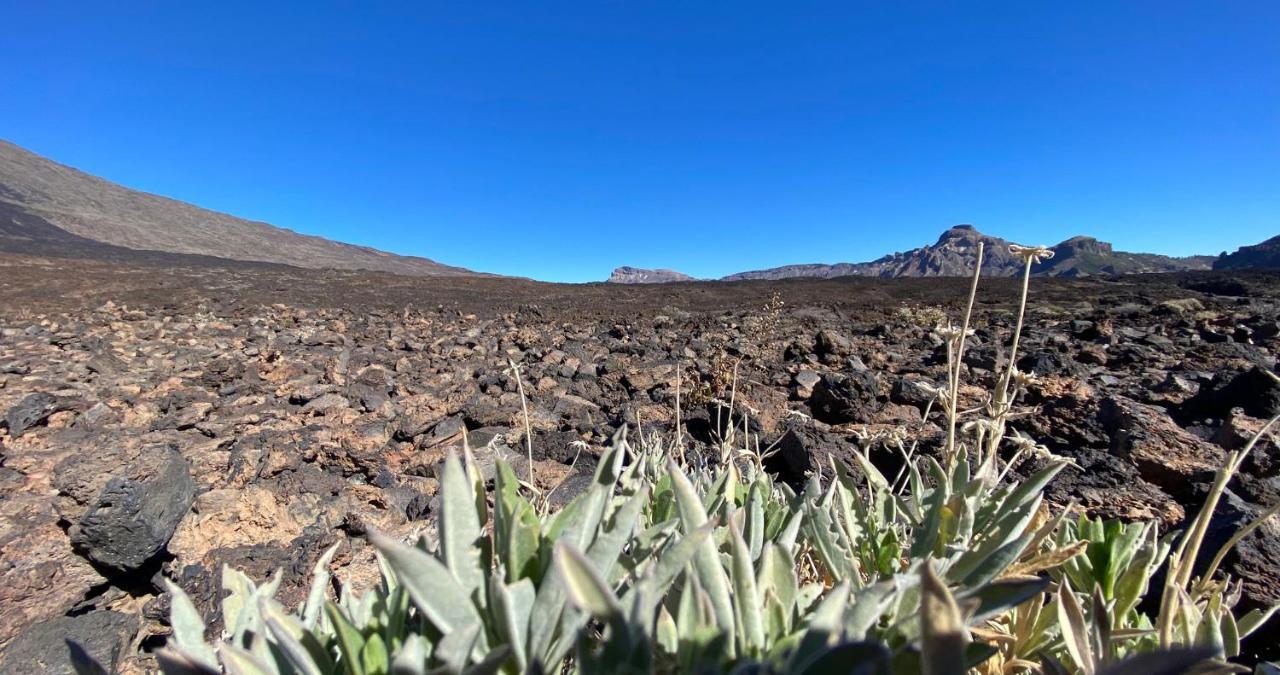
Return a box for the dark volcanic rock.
[1192,490,1280,658]
[0,610,139,675]
[1041,450,1184,525]
[1099,395,1224,499]
[4,392,64,437]
[70,446,195,571]
[890,376,937,410]
[814,330,855,362]
[766,424,842,482]
[1179,366,1280,421]
[809,370,883,425]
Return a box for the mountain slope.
[1213,235,1280,270]
[723,225,1212,281]
[0,140,479,276]
[1033,236,1215,277]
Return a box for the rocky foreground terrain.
[3,254,1280,671]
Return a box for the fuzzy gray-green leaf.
[440,450,485,600]
[164,579,218,669]
[556,542,621,619]
[919,562,968,675]
[668,460,737,650]
[366,529,481,636]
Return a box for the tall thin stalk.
[996,254,1035,406]
[981,244,1052,472]
[508,358,535,485]
[674,365,684,465]
[945,242,984,465]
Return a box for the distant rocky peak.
[935,223,983,244]
[1054,235,1112,256]
[606,266,694,284]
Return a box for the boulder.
[1041,450,1184,526]
[4,392,65,437]
[622,360,679,391]
[792,370,821,400]
[70,445,195,571]
[814,330,854,362]
[1099,395,1224,499]
[765,424,843,482]
[0,610,138,675]
[890,377,936,409]
[809,371,883,425]
[1179,366,1280,421]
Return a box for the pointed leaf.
[920,562,969,675]
[164,579,219,669]
[556,543,621,619]
[302,542,341,630]
[367,529,481,634]
[390,635,428,675]
[441,450,485,599]
[1058,580,1095,675]
[218,645,274,675]
[729,520,765,651]
[668,460,736,649]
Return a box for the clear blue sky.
[2,2,1277,282]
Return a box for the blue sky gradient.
[2,2,1277,281]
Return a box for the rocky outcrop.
[0,610,139,675]
[3,393,67,437]
[606,266,695,284]
[1214,234,1280,270]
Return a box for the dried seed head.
[1008,244,1055,264]
[1007,429,1041,453]
[935,323,976,342]
[917,381,951,407]
[962,419,1000,437]
[1007,429,1075,465]
[1010,368,1039,388]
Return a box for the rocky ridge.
[723,224,1214,280]
[1216,234,1280,271]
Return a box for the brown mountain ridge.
[0,140,480,276]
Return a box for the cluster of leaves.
[149,429,1275,675]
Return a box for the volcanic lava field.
[4,253,1280,669]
